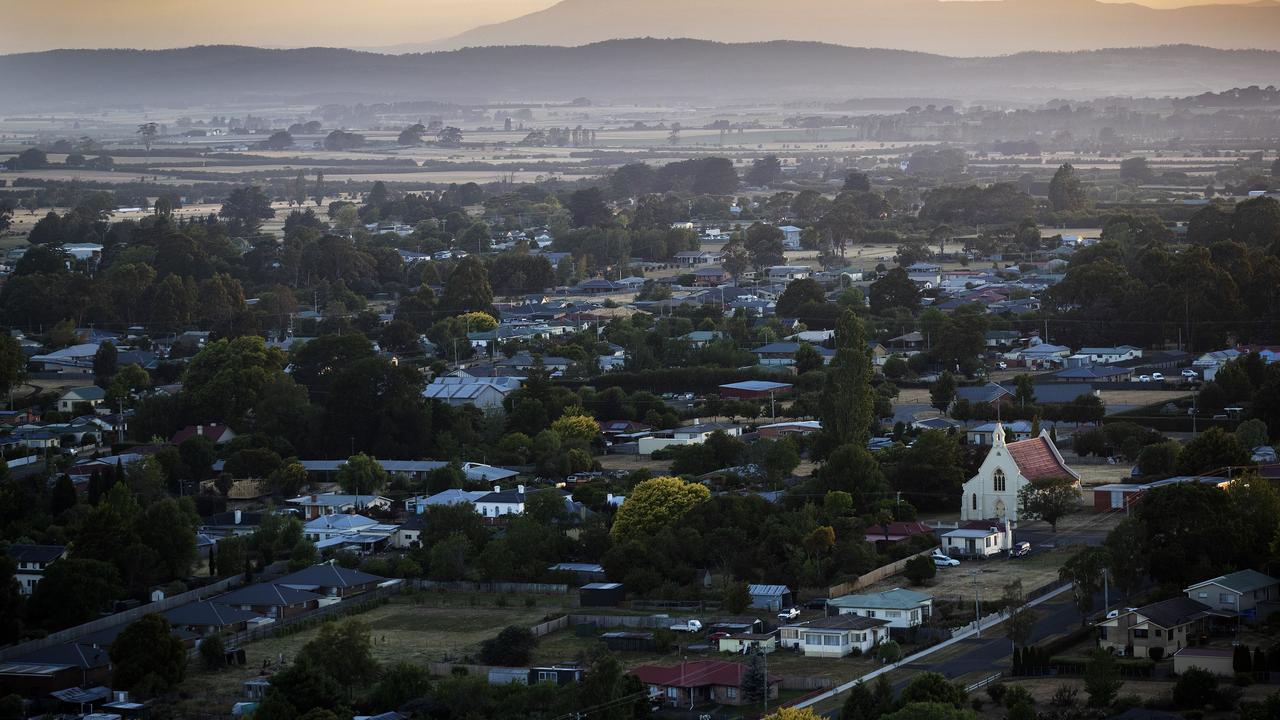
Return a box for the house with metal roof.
[1097,597,1213,659]
[1184,570,1280,618]
[162,601,259,634]
[719,380,794,399]
[216,584,322,620]
[828,588,933,629]
[7,544,66,596]
[778,614,890,657]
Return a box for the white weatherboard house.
[960,423,1079,522]
[778,615,890,657]
[827,588,933,629]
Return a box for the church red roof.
[1006,436,1073,481]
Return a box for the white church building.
[961,422,1079,522]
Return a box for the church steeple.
[992,421,1006,447]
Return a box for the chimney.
[607,493,614,504]
[493,485,501,493]
[196,424,204,436]
[518,484,525,495]
[234,509,242,525]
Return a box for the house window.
[867,611,876,618]
[537,671,556,682]
[1220,593,1235,604]
[804,633,822,645]
[971,493,977,510]
[1154,629,1162,638]
[993,469,1006,493]
[1099,627,1108,640]
[666,688,678,699]
[824,635,839,646]
[1133,629,1148,639]
[725,688,738,699]
[885,610,901,618]
[1197,592,1207,599]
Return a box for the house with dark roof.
[778,615,890,657]
[162,601,259,635]
[275,563,387,598]
[863,521,935,550]
[961,423,1079,522]
[200,510,264,538]
[7,544,66,596]
[1097,597,1213,659]
[170,424,236,446]
[747,584,792,612]
[629,660,780,708]
[216,583,321,620]
[954,383,1013,408]
[0,643,111,696]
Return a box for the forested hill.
[1,41,1278,110]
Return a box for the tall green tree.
[817,310,875,457]
[220,185,275,236]
[110,614,187,694]
[335,454,389,496]
[441,256,496,317]
[1048,163,1086,212]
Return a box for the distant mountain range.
[418,0,1280,55]
[1,41,1278,110]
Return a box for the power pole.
[971,569,982,637]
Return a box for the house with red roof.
[170,423,237,446]
[863,521,935,550]
[629,660,779,707]
[960,422,1079,522]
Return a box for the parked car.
[1181,368,1200,380]
[1138,375,1152,382]
[777,607,800,621]
[995,361,1008,370]
[670,620,703,633]
[1151,372,1165,382]
[1009,542,1032,558]
[931,551,960,567]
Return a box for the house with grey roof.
[276,563,388,598]
[217,584,322,619]
[747,584,793,612]
[828,588,933,629]
[1097,596,1212,659]
[1184,569,1279,619]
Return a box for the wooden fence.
[826,546,939,599]
[567,613,694,630]
[529,615,570,637]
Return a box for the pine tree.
[1048,163,1086,212]
[88,470,103,505]
[740,651,768,706]
[1012,647,1023,676]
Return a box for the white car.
[1138,375,1152,383]
[777,607,800,621]
[931,552,960,567]
[1181,368,1200,380]
[1151,372,1164,382]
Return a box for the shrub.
[478,626,538,666]
[903,556,937,586]
[1173,668,1219,709]
[1003,685,1035,709]
[874,640,903,664]
[986,683,1008,705]
[199,633,226,670]
[1051,683,1080,707]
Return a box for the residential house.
[866,342,889,368]
[691,266,731,286]
[681,330,726,348]
[302,513,380,542]
[863,522,935,550]
[911,417,962,433]
[598,343,627,372]
[474,486,573,521]
[0,642,112,696]
[7,544,66,596]
[673,250,725,266]
[216,583,323,620]
[748,584,793,612]
[961,423,1079,522]
[750,342,834,367]
[630,660,780,708]
[200,510,264,538]
[405,489,488,514]
[778,615,890,657]
[1017,343,1072,368]
[423,376,520,410]
[286,492,394,520]
[29,343,100,375]
[1030,384,1099,405]
[954,383,1013,410]
[1051,365,1134,383]
[1078,346,1144,364]
[765,265,812,282]
[887,332,925,356]
[637,422,743,455]
[495,352,572,375]
[967,420,1033,447]
[828,588,933,629]
[941,520,1013,558]
[171,424,237,446]
[778,226,803,249]
[1097,597,1212,659]
[162,601,259,635]
[57,386,105,414]
[276,563,388,598]
[1184,570,1279,619]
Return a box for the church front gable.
[961,450,1027,521]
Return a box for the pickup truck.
[776,607,800,621]
[670,619,703,633]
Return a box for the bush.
[903,556,937,586]
[874,640,903,664]
[478,626,538,666]
[199,633,226,670]
[986,683,1008,705]
[1003,685,1035,709]
[1051,683,1080,707]
[1173,668,1219,709]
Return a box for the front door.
[995,499,1006,518]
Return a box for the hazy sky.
[0,0,1262,54]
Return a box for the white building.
[941,521,1014,558]
[6,544,66,596]
[960,423,1079,522]
[827,588,933,629]
[778,615,889,657]
[423,376,519,410]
